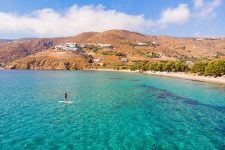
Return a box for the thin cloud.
[194,0,204,8]
[194,0,222,18]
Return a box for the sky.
[0,0,224,39]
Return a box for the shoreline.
[91,69,225,85]
[2,68,225,85]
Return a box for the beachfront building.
[55,43,81,51]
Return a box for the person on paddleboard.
[64,92,68,102]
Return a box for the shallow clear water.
[0,70,225,150]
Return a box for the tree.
[115,52,126,57]
[191,61,208,75]
[130,62,149,71]
[148,62,158,71]
[175,61,188,72]
[163,61,176,72]
[130,65,137,71]
[138,62,149,71]
[130,63,139,71]
[156,62,165,71]
[205,58,225,77]
[88,58,93,63]
[64,62,70,70]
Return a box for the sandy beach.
[91,69,225,85]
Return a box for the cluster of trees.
[130,58,225,77]
[100,51,127,56]
[191,58,225,77]
[191,61,208,75]
[130,60,188,72]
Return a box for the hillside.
[0,38,55,66]
[2,29,225,69]
[5,50,90,70]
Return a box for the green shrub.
[115,52,126,57]
[175,61,189,72]
[151,52,160,58]
[130,60,188,72]
[130,62,148,71]
[156,62,166,71]
[130,65,137,71]
[205,58,225,77]
[148,62,158,71]
[163,61,176,72]
[101,51,114,55]
[191,61,209,75]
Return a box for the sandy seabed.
[91,69,225,85]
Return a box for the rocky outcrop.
[5,50,90,70]
[0,39,55,64]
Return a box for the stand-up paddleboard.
[58,101,74,104]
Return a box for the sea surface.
[0,70,225,150]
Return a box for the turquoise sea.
[0,70,225,150]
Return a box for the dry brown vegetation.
[5,50,90,70]
[1,30,225,70]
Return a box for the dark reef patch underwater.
[0,70,225,149]
[138,84,225,112]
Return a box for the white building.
[151,41,159,46]
[79,44,86,48]
[93,58,102,63]
[97,43,113,48]
[195,38,204,41]
[121,58,128,62]
[136,42,149,46]
[194,36,224,41]
[55,43,80,51]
